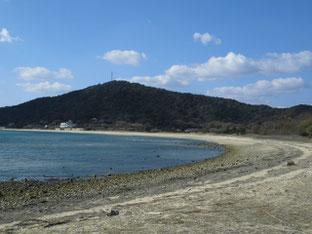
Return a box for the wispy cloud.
[193,32,221,45]
[0,28,20,43]
[17,82,71,93]
[99,50,147,66]
[207,77,305,103]
[15,67,73,81]
[120,51,312,88]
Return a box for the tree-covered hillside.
[0,81,311,134]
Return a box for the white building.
[60,120,74,130]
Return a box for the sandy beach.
[0,130,312,233]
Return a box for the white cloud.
[15,66,73,94]
[17,81,71,93]
[120,51,312,88]
[15,67,73,81]
[193,32,221,45]
[0,28,20,42]
[207,77,305,103]
[129,75,170,87]
[99,50,147,66]
[127,74,190,88]
[256,51,312,74]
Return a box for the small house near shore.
[60,120,74,130]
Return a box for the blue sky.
[0,0,311,107]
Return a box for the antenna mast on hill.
[111,72,113,81]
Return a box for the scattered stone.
[107,210,119,217]
[287,161,296,166]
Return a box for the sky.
[0,0,311,108]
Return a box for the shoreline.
[1,127,256,145]
[0,130,235,207]
[1,131,312,233]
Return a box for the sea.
[0,130,223,181]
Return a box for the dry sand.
[1,130,312,233]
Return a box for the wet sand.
[0,131,312,233]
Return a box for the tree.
[298,118,312,137]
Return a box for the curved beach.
[1,131,312,233]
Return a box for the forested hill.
[0,81,311,134]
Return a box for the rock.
[107,210,119,217]
[287,161,296,166]
[99,209,106,216]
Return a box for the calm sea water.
[0,130,223,181]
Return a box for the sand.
[0,130,312,233]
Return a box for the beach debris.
[287,161,296,166]
[107,209,119,217]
